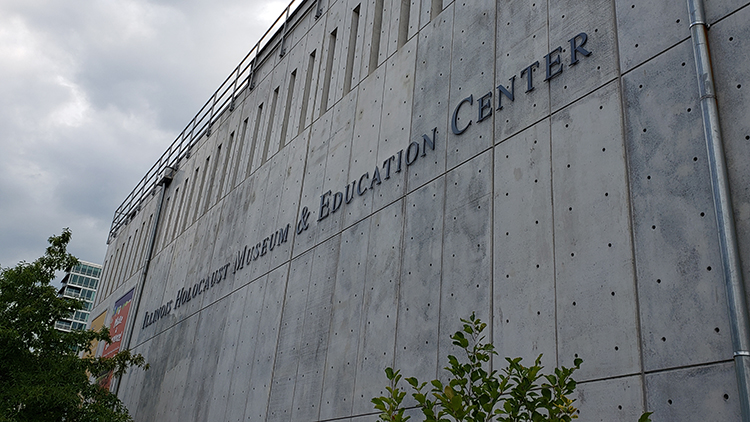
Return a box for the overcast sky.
[0,0,288,272]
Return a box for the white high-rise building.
[56,261,102,332]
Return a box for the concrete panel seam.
[611,0,648,412]
[642,358,735,377]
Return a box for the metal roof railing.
[108,0,312,244]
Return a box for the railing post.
[206,94,218,137]
[248,56,257,90]
[229,64,241,111]
[280,6,290,57]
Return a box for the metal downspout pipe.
[112,166,174,396]
[687,1,750,419]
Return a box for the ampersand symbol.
[296,206,310,234]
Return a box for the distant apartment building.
[55,261,102,332]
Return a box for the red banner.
[99,289,134,389]
[102,288,134,358]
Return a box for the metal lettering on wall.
[142,31,593,330]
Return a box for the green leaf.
[385,367,395,380]
[638,412,654,422]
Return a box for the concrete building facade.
[90,0,750,420]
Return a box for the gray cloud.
[0,0,286,270]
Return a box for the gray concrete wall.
[91,0,750,420]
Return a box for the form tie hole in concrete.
[572,301,576,306]
[687,108,691,112]
[682,62,686,66]
[707,266,712,271]
[676,19,681,23]
[738,84,742,89]
[605,192,609,196]
[639,84,643,89]
[724,394,730,401]
[657,278,661,284]
[537,311,541,315]
[635,44,638,48]
[643,128,647,132]
[608,243,612,247]
[668,400,673,405]
[536,264,540,268]
[700,212,705,217]
[745,136,749,140]
[618,405,623,410]
[729,37,734,41]
[571,252,575,257]
[693,156,698,161]
[614,346,619,351]
[647,175,651,180]
[611,292,615,296]
[652,225,656,230]
[715,327,720,333]
[661,336,666,341]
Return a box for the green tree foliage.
[373,313,653,422]
[0,229,147,422]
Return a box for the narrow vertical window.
[96,259,109,306]
[107,250,119,298]
[182,169,199,231]
[344,5,361,93]
[130,221,145,275]
[279,70,296,151]
[135,214,151,273]
[115,236,132,288]
[369,0,385,72]
[157,194,172,251]
[218,133,233,200]
[262,87,279,163]
[320,29,337,115]
[398,0,411,47]
[299,51,316,134]
[246,104,263,176]
[194,158,210,221]
[172,180,188,239]
[431,0,442,21]
[106,249,120,298]
[205,145,221,212]
[232,119,248,186]
[110,245,126,293]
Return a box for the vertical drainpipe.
[687,1,750,420]
[112,166,174,397]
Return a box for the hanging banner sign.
[102,288,135,358]
[98,288,135,390]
